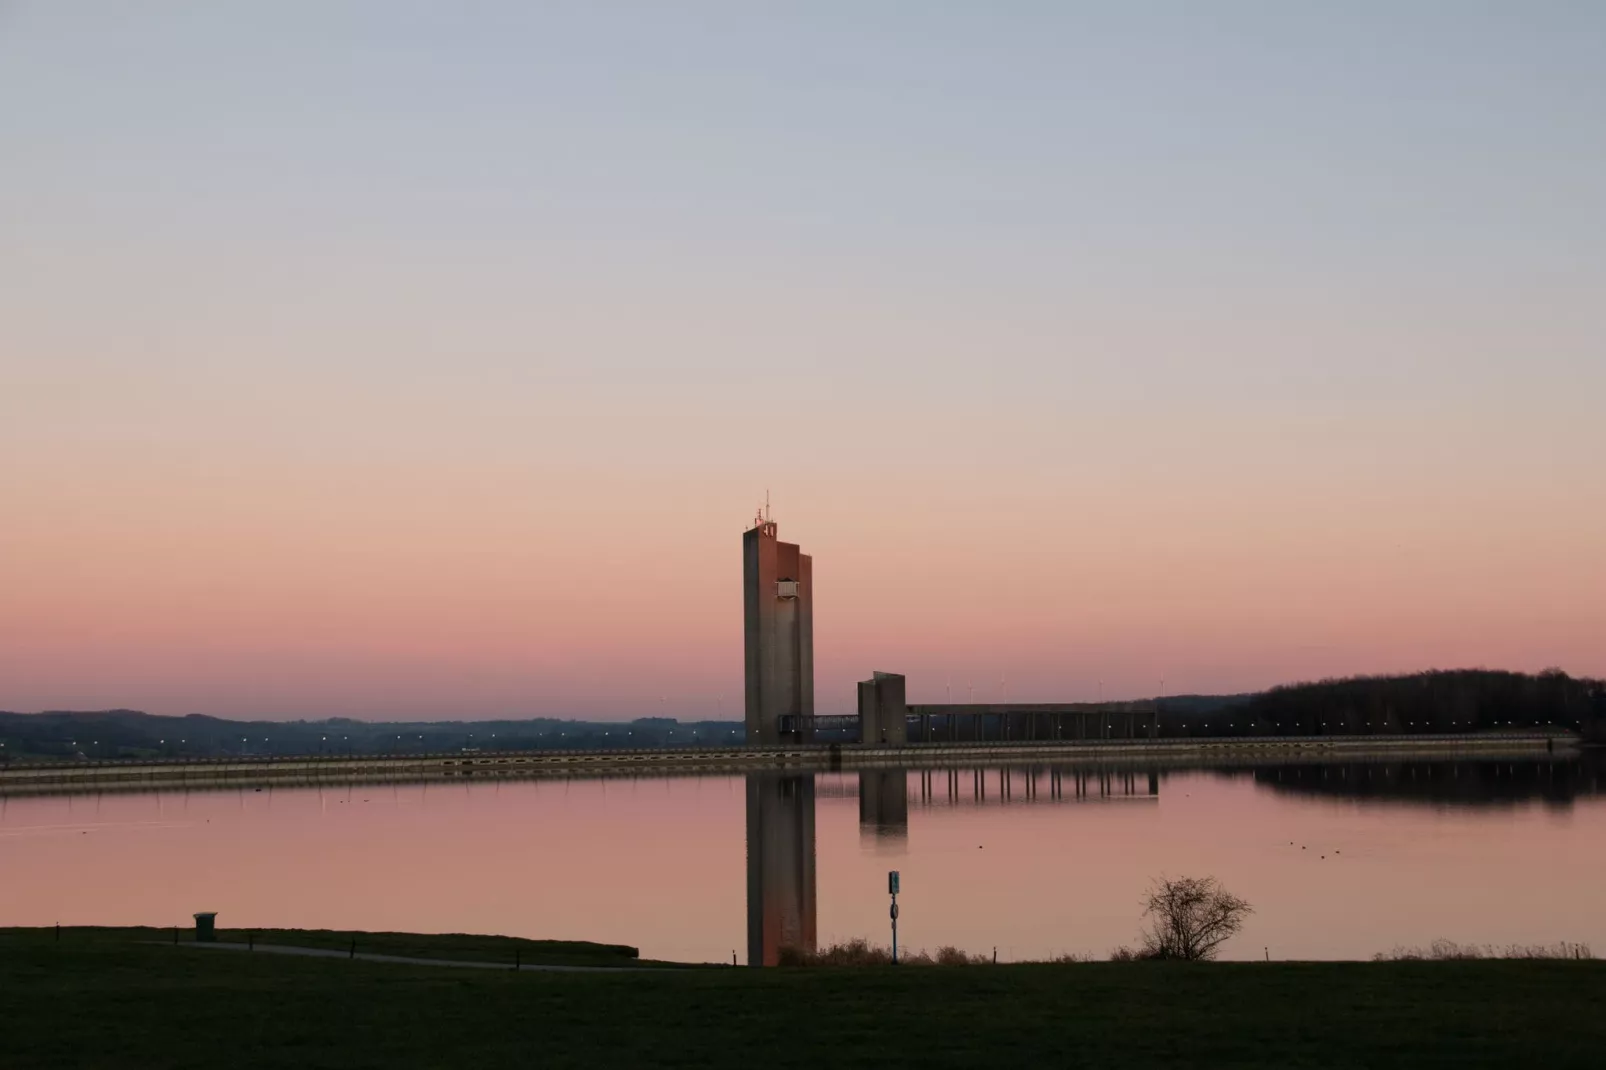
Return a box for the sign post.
[888,870,900,965]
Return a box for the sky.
[2,2,1603,719]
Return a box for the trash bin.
[194,912,218,942]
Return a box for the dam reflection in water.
[5,753,1601,963]
[745,766,1159,965]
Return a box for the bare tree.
[1139,876,1252,960]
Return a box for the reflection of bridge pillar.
[859,770,909,842]
[1148,771,1159,796]
[746,774,817,967]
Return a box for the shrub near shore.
[777,939,994,966]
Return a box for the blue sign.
[889,870,900,895]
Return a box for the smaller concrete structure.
[856,672,908,746]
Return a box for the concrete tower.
[743,507,813,745]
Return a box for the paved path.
[168,941,674,973]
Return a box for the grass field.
[2,927,1603,1068]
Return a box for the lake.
[3,754,1601,963]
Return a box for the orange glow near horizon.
[3,6,1603,720]
[1,444,1602,718]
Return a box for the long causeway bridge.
[0,732,1573,796]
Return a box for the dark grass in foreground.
[3,929,1605,1069]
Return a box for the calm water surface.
[3,756,1601,963]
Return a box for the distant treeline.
[1152,694,1254,718]
[0,710,745,763]
[1169,670,1606,741]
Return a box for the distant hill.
[1,700,1251,762]
[4,670,1601,762]
[1155,694,1255,718]
[0,710,744,762]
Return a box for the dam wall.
[0,732,1576,796]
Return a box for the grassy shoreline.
[5,925,688,968]
[3,927,1604,1068]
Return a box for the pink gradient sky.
[2,5,1603,719]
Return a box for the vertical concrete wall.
[743,522,814,745]
[775,539,800,729]
[857,671,908,745]
[797,551,813,728]
[742,526,767,743]
[856,680,875,740]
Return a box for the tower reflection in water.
[744,766,1160,965]
[744,771,909,966]
[744,774,817,966]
